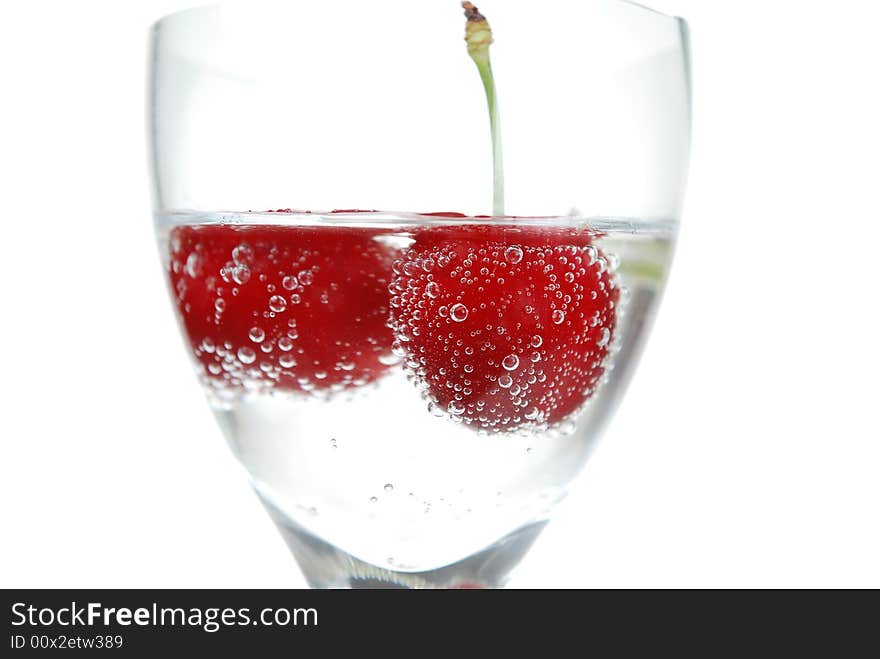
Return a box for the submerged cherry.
[389,225,619,433]
[168,224,397,395]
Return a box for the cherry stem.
[463,2,505,217]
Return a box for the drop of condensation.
[278,337,293,351]
[425,281,440,299]
[249,327,265,343]
[384,484,394,493]
[597,327,611,347]
[530,351,542,363]
[505,245,523,264]
[269,295,287,313]
[282,275,298,290]
[502,354,520,371]
[525,407,540,420]
[531,335,543,348]
[498,374,513,389]
[564,272,575,284]
[552,310,566,325]
[464,364,474,373]
[237,347,256,364]
[298,270,314,286]
[369,496,378,504]
[279,354,296,368]
[450,304,469,323]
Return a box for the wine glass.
[148,0,690,588]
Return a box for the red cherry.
[167,224,397,395]
[389,225,619,432]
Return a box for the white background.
[1,0,878,588]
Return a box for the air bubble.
[498,375,513,389]
[448,401,466,416]
[552,310,566,325]
[232,244,253,265]
[425,282,440,299]
[378,352,402,366]
[597,327,611,347]
[269,295,287,313]
[185,252,199,277]
[231,265,251,285]
[282,275,298,290]
[298,270,314,286]
[502,354,520,371]
[564,272,575,283]
[450,304,469,323]
[531,335,543,348]
[279,354,296,368]
[237,347,256,364]
[384,484,394,493]
[249,327,265,343]
[504,246,523,264]
[214,298,226,313]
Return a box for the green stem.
[463,2,505,217]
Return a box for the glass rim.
[150,0,686,34]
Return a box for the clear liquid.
[157,210,675,573]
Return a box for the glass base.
[258,492,546,589]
